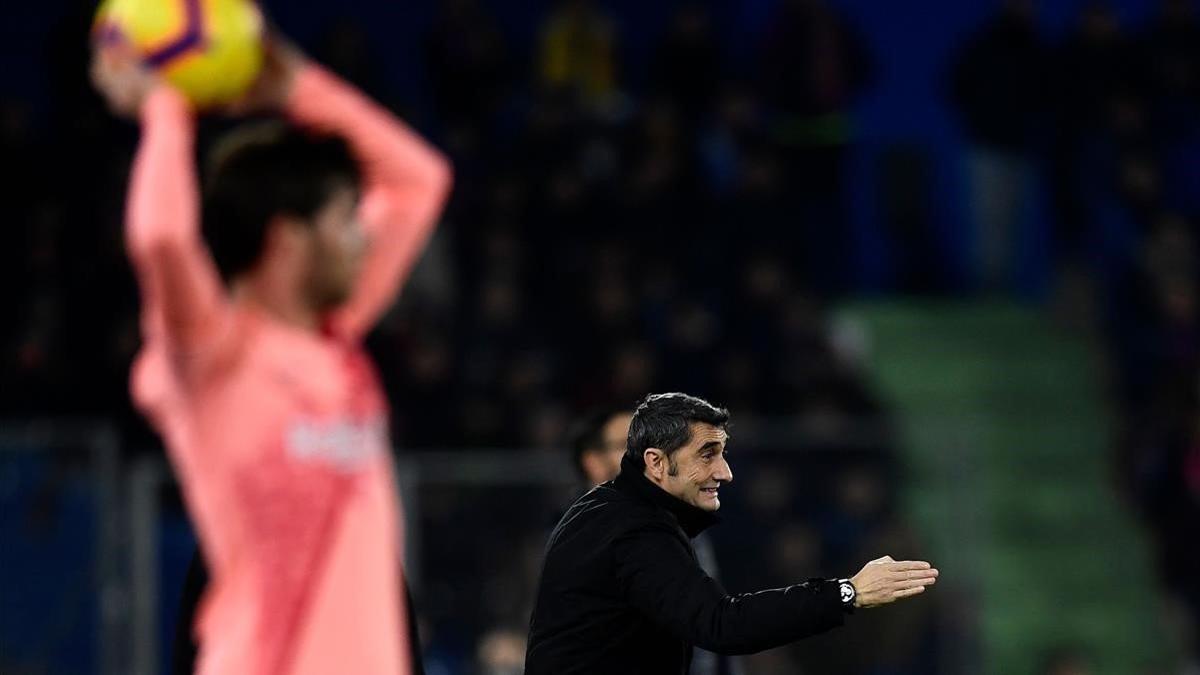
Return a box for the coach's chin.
[525,392,939,675]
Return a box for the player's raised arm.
[93,46,230,353]
[279,45,453,339]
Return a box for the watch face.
[839,582,855,604]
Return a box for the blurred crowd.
[956,0,1199,662]
[388,0,881,452]
[0,0,1197,672]
[1,0,886,453]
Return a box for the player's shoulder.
[138,307,255,375]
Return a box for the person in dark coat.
[566,405,742,675]
[525,392,938,674]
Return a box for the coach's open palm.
[849,555,939,608]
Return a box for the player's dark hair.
[567,406,630,480]
[626,393,729,470]
[201,121,360,282]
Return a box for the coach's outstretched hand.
[849,555,939,608]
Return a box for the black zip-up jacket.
[525,455,848,674]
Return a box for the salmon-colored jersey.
[126,65,451,675]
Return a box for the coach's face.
[644,422,733,512]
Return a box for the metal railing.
[0,421,124,675]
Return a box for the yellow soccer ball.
[94,0,264,109]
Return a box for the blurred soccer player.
[91,36,451,675]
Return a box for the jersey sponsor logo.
[285,416,388,472]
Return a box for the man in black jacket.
[525,392,938,674]
[567,405,741,675]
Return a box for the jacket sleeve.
[612,524,845,655]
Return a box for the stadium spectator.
[948,0,1047,289]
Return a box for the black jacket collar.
[611,454,720,538]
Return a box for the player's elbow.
[427,152,453,200]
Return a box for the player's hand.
[848,555,938,608]
[90,41,161,119]
[223,31,307,116]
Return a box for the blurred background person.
[948,0,1047,290]
[569,407,632,487]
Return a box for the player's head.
[627,393,732,512]
[568,407,633,485]
[202,121,364,310]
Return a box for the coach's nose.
[714,456,733,484]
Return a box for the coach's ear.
[643,448,667,482]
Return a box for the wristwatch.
[837,579,857,611]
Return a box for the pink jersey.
[126,66,451,675]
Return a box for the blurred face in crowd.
[581,412,632,484]
[643,422,733,512]
[299,184,366,310]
